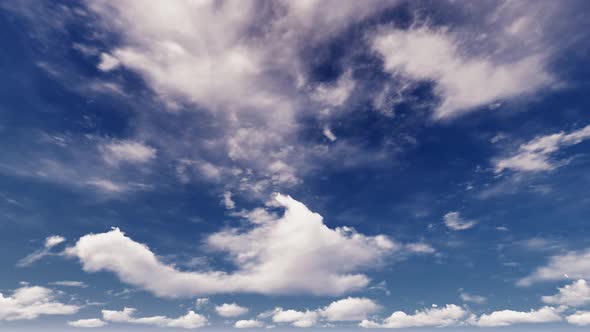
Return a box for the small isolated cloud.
[97,53,120,71]
[373,27,552,119]
[360,304,467,328]
[100,140,157,166]
[312,70,355,107]
[17,235,66,267]
[68,318,107,328]
[195,298,209,309]
[222,191,235,210]
[472,306,561,327]
[102,307,207,329]
[269,308,320,328]
[50,281,87,288]
[215,303,248,317]
[459,290,487,304]
[0,285,79,321]
[443,212,477,231]
[518,248,590,286]
[494,124,590,173]
[323,126,337,142]
[319,297,380,322]
[85,179,127,193]
[542,279,590,307]
[235,319,264,328]
[405,242,436,254]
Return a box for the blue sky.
[1,0,590,331]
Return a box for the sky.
[1,0,590,331]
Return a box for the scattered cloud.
[360,304,467,328]
[542,279,590,307]
[97,53,120,72]
[443,212,477,231]
[215,303,248,317]
[518,248,590,286]
[68,318,107,328]
[269,308,320,328]
[0,285,79,321]
[472,306,561,327]
[235,319,264,328]
[567,311,590,326]
[459,290,487,304]
[222,191,235,210]
[319,297,381,322]
[49,281,87,288]
[373,27,552,119]
[102,307,207,329]
[494,125,590,173]
[17,235,66,267]
[100,140,157,166]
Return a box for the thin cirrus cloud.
[17,235,65,267]
[494,124,590,173]
[443,211,477,231]
[64,194,432,297]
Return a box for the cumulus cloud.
[0,285,79,321]
[373,27,552,119]
[17,235,66,267]
[542,279,590,307]
[567,311,590,326]
[494,125,590,173]
[215,303,248,317]
[472,306,561,327]
[67,318,107,328]
[100,140,157,166]
[319,297,380,322]
[360,304,467,328]
[102,307,207,329]
[64,194,429,297]
[235,319,264,328]
[222,191,235,210]
[518,249,590,286]
[443,212,477,231]
[269,308,320,328]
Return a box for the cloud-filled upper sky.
[1,0,590,331]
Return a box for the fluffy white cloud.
[65,194,421,297]
[373,27,552,119]
[518,249,590,286]
[97,52,120,71]
[270,308,320,328]
[542,279,590,307]
[494,125,590,173]
[17,235,66,267]
[68,318,107,328]
[567,311,590,326]
[222,191,235,209]
[235,319,264,328]
[443,212,477,231]
[319,297,380,322]
[100,140,157,166]
[215,303,248,317]
[102,307,207,329]
[0,285,79,321]
[472,306,561,327]
[360,304,467,328]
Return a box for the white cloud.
[100,140,157,166]
[373,27,552,119]
[49,281,87,288]
[323,126,337,142]
[319,297,380,322]
[222,191,236,210]
[97,53,120,71]
[518,249,590,286]
[102,307,207,329]
[0,285,79,321]
[235,319,264,328]
[215,303,248,317]
[68,318,107,328]
[567,311,590,326]
[85,179,127,193]
[195,298,209,309]
[65,194,416,297]
[270,308,320,328]
[443,212,477,231]
[472,306,561,327]
[542,279,590,307]
[459,290,487,304]
[17,235,66,267]
[360,304,467,328]
[312,70,355,107]
[494,125,590,173]
[405,242,436,254]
